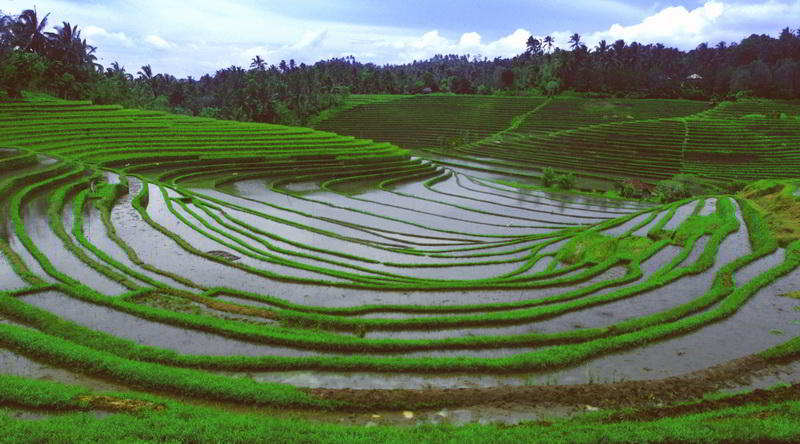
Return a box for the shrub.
[652,179,690,203]
[541,167,557,187]
[541,167,575,190]
[555,172,575,190]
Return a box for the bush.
[617,180,645,198]
[541,167,557,187]
[651,179,690,203]
[541,167,575,190]
[555,172,575,190]
[0,51,47,98]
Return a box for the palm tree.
[46,22,81,64]
[0,13,14,50]
[543,35,554,53]
[595,40,609,56]
[80,40,102,72]
[250,55,266,71]
[137,64,162,97]
[525,36,542,57]
[106,61,132,80]
[13,8,50,54]
[137,64,153,81]
[569,33,581,50]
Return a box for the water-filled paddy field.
[0,96,798,427]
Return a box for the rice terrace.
[1,3,800,444]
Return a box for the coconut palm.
[137,64,163,97]
[46,22,81,64]
[137,64,153,81]
[13,8,50,54]
[569,33,581,50]
[543,35,554,53]
[250,55,266,71]
[0,12,14,51]
[106,61,132,80]
[595,39,609,56]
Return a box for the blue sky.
[2,0,798,77]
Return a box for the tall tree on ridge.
[13,8,50,54]
[569,33,581,50]
[543,35,554,53]
[250,55,266,71]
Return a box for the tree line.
[2,8,800,126]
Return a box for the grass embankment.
[1,374,800,444]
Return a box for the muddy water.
[228,180,537,239]
[664,201,698,230]
[213,201,529,267]
[18,291,331,357]
[270,402,580,427]
[168,203,384,281]
[468,176,653,211]
[716,359,800,393]
[422,180,618,223]
[79,201,196,292]
[450,174,637,215]
[7,211,55,284]
[735,248,786,284]
[0,252,27,291]
[21,194,126,295]
[698,198,717,216]
[380,179,612,225]
[526,232,738,333]
[603,212,653,236]
[0,346,125,393]
[16,292,534,359]
[364,266,631,340]
[235,262,798,388]
[131,295,279,326]
[180,200,530,281]
[229,223,794,390]
[631,210,670,237]
[309,190,558,236]
[147,187,351,284]
[112,181,349,293]
[214,264,617,309]
[202,184,505,247]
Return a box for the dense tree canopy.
[2,9,800,125]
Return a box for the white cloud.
[143,34,175,50]
[412,30,449,49]
[83,25,134,47]
[484,29,532,56]
[376,28,532,63]
[291,30,328,50]
[13,0,800,77]
[591,1,724,45]
[583,1,800,49]
[459,32,482,48]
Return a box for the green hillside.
[316,95,800,182]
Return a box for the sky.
[2,0,799,77]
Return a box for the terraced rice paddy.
[0,96,798,424]
[320,95,800,182]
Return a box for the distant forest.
[2,8,800,125]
